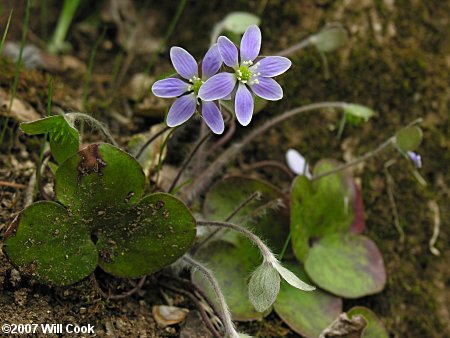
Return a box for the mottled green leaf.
[348,306,389,338]
[304,234,386,298]
[290,161,353,262]
[3,202,97,286]
[193,240,265,321]
[4,144,196,285]
[274,262,342,338]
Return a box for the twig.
[428,200,441,256]
[160,273,223,336]
[0,180,26,189]
[93,275,147,300]
[158,281,222,338]
[384,159,405,244]
[241,160,295,179]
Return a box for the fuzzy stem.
[181,102,347,203]
[65,112,118,146]
[197,221,274,262]
[183,255,239,338]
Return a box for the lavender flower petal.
[235,83,254,126]
[218,36,239,68]
[202,101,224,134]
[170,47,198,80]
[152,78,190,98]
[202,44,222,80]
[198,72,236,101]
[166,94,197,127]
[240,25,261,63]
[407,151,422,168]
[251,77,283,101]
[254,56,291,77]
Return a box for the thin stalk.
[136,126,170,159]
[168,132,211,193]
[36,78,53,196]
[277,37,311,56]
[180,102,347,203]
[336,114,346,140]
[143,0,187,76]
[194,191,261,253]
[279,232,291,260]
[183,255,239,338]
[80,27,106,137]
[241,160,295,179]
[311,137,394,181]
[384,159,405,244]
[0,0,31,144]
[48,0,80,53]
[0,9,13,54]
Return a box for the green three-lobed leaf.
[4,143,196,285]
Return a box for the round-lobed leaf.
[304,234,386,298]
[290,160,353,262]
[204,176,289,252]
[4,201,98,286]
[193,240,266,321]
[310,24,348,53]
[348,306,389,338]
[395,126,423,152]
[4,143,196,285]
[96,193,196,278]
[274,262,342,338]
[55,143,145,222]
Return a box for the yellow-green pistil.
[189,76,204,96]
[235,60,260,85]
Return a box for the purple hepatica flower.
[198,25,291,126]
[151,45,225,134]
[407,151,422,169]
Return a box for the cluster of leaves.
[4,118,196,285]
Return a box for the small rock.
[152,305,189,328]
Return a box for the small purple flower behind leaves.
[199,25,291,126]
[151,45,225,134]
[407,151,422,169]
[286,149,312,179]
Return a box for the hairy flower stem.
[181,102,347,203]
[196,221,275,263]
[183,255,239,338]
[168,132,211,193]
[65,113,118,146]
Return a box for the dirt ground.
[0,0,449,337]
